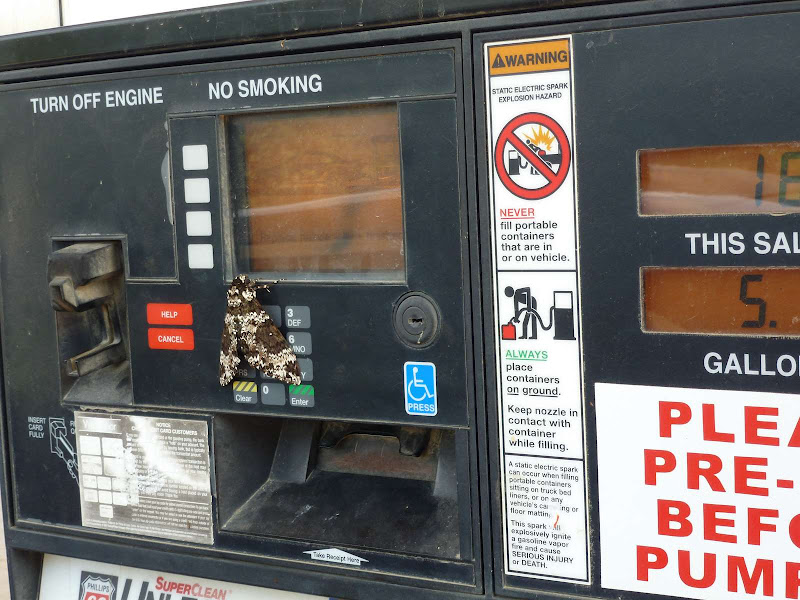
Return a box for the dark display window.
[224,104,405,282]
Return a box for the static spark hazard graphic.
[495,113,571,200]
[596,383,800,600]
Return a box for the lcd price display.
[643,267,800,336]
[639,142,800,215]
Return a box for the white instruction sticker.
[75,412,213,544]
[485,36,589,583]
[596,383,800,600]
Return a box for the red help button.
[147,303,193,325]
[148,328,195,350]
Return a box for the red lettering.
[703,504,737,543]
[156,577,165,591]
[788,514,800,549]
[660,401,691,437]
[748,508,778,545]
[658,499,692,537]
[744,406,780,446]
[702,403,735,442]
[678,550,715,588]
[687,453,725,491]
[734,456,769,496]
[787,563,800,599]
[644,449,676,485]
[500,207,536,218]
[789,419,800,448]
[637,545,668,581]
[728,556,774,596]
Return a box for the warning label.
[597,383,800,599]
[488,39,571,76]
[506,456,587,579]
[485,36,589,584]
[75,412,213,545]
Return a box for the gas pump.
[1,1,799,599]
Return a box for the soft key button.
[186,211,212,237]
[182,145,208,170]
[146,303,193,326]
[187,244,214,269]
[184,178,210,203]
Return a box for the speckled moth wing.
[240,310,302,386]
[219,313,241,386]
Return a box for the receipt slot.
[2,2,800,600]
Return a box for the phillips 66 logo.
[79,571,118,600]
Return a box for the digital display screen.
[642,267,800,336]
[639,142,800,215]
[225,104,405,282]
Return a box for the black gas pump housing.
[1,1,799,600]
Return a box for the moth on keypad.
[219,274,302,386]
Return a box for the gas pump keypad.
[226,306,314,405]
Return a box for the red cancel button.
[148,328,195,350]
[147,303,193,326]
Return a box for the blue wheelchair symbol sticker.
[404,362,437,416]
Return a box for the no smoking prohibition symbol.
[494,112,571,200]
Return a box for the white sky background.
[1,0,250,35]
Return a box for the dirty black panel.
[0,0,629,73]
[2,2,800,600]
[0,90,173,281]
[574,11,800,397]
[225,471,460,557]
[0,40,479,597]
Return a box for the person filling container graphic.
[506,286,537,339]
[501,286,576,340]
